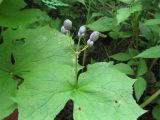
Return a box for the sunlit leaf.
[87,17,116,32]
[116,2,142,24]
[135,46,160,58]
[17,63,146,120]
[134,77,147,101]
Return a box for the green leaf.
[144,19,160,26]
[109,31,132,39]
[42,0,68,9]
[119,0,134,4]
[0,71,17,119]
[134,77,147,101]
[0,0,43,27]
[1,25,145,119]
[50,18,62,30]
[135,46,160,58]
[87,17,116,32]
[114,63,134,75]
[2,26,74,67]
[137,59,148,76]
[110,53,131,61]
[0,26,74,119]
[128,48,139,57]
[17,63,75,120]
[139,23,154,40]
[91,12,104,19]
[17,62,145,120]
[152,105,160,120]
[77,0,86,7]
[116,2,142,24]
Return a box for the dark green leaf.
[119,0,134,4]
[110,53,131,61]
[144,19,160,26]
[152,105,160,120]
[134,77,147,101]
[137,59,148,76]
[114,63,134,75]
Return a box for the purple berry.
[87,39,94,47]
[63,19,72,30]
[78,32,85,37]
[78,26,86,37]
[90,31,100,42]
[61,26,68,34]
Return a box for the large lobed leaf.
[17,62,145,120]
[72,63,145,120]
[1,25,145,120]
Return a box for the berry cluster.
[61,19,100,47]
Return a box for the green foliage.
[136,46,160,58]
[0,0,43,27]
[116,2,142,24]
[77,0,86,7]
[137,59,147,76]
[0,26,74,119]
[152,105,160,120]
[87,17,116,32]
[110,53,131,61]
[144,19,160,26]
[114,63,134,75]
[109,31,132,39]
[17,62,145,120]
[134,77,147,101]
[41,0,68,9]
[0,72,17,119]
[119,0,134,4]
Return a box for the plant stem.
[80,45,88,52]
[82,0,91,69]
[74,37,82,86]
[140,89,160,108]
[76,37,81,51]
[82,49,86,67]
[75,52,79,86]
[149,58,158,72]
[131,11,142,48]
[132,13,139,48]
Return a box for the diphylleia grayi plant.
[61,19,100,83]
